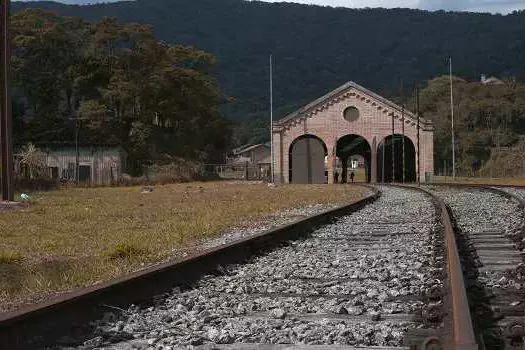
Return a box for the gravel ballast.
[427,186,523,288]
[68,187,443,350]
[426,186,525,348]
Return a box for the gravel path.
[68,187,443,350]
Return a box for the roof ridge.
[275,81,432,127]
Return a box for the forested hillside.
[10,0,525,173]
[415,77,525,173]
[13,0,525,122]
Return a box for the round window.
[343,107,360,122]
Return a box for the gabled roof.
[275,81,432,130]
[232,144,254,155]
[481,76,504,85]
[233,143,269,155]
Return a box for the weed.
[106,242,148,260]
[0,251,23,264]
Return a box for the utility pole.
[402,106,405,184]
[449,57,456,180]
[391,114,395,183]
[69,116,88,184]
[0,0,13,201]
[416,86,421,186]
[269,55,274,184]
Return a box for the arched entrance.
[376,134,416,183]
[336,134,371,183]
[289,135,328,184]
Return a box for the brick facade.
[272,82,434,184]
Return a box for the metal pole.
[75,119,80,184]
[0,0,13,201]
[416,86,421,186]
[402,106,405,184]
[450,57,456,180]
[306,137,312,184]
[269,55,274,184]
[381,141,385,183]
[391,114,395,183]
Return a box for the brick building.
[272,81,434,184]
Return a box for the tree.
[11,10,232,175]
[19,143,47,179]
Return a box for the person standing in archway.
[334,170,339,184]
[350,171,355,183]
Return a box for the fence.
[202,163,271,181]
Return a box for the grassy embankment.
[0,181,367,311]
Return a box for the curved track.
[427,185,525,349]
[0,185,479,350]
[55,187,448,350]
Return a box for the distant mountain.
[16,0,126,4]
[11,0,525,120]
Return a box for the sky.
[260,0,525,13]
[19,0,525,14]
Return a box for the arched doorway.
[377,134,416,183]
[336,134,371,183]
[289,135,328,184]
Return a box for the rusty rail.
[438,196,478,350]
[0,186,380,350]
[392,184,478,350]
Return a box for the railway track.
[0,185,479,350]
[427,185,525,349]
[53,187,449,350]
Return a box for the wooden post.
[0,0,13,201]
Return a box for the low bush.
[116,159,205,186]
[14,178,59,191]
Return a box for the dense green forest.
[10,9,230,174]
[10,0,525,174]
[415,77,525,173]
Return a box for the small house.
[481,74,504,86]
[228,143,271,166]
[14,143,126,185]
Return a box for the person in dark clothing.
[350,171,355,183]
[334,171,339,184]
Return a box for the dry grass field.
[432,176,525,186]
[0,181,368,311]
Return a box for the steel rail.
[0,186,380,350]
[427,183,525,348]
[392,184,478,350]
